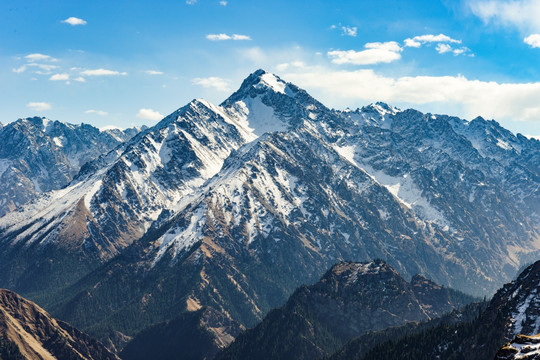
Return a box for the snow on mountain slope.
[31,70,540,355]
[0,117,141,217]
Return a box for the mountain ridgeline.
[331,260,540,360]
[0,69,539,357]
[0,117,142,217]
[0,288,118,360]
[214,260,475,360]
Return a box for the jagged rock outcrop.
[0,117,141,217]
[495,334,540,360]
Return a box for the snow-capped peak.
[256,72,288,94]
[365,102,401,117]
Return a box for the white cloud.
[25,53,57,62]
[80,69,128,76]
[342,26,357,37]
[62,17,87,26]
[137,108,163,121]
[27,102,51,111]
[328,41,402,65]
[49,73,70,81]
[524,34,540,48]
[206,33,252,41]
[404,34,461,47]
[186,0,197,4]
[436,43,452,54]
[219,1,228,5]
[453,47,471,55]
[276,61,306,72]
[467,0,540,32]
[85,109,108,116]
[283,67,540,124]
[28,63,59,73]
[12,66,27,73]
[144,70,164,75]
[74,76,86,82]
[404,38,422,48]
[192,76,231,91]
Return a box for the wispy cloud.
[27,102,51,111]
[219,1,228,5]
[206,33,252,41]
[49,73,70,81]
[12,66,27,73]
[283,66,540,124]
[341,26,357,37]
[330,24,358,37]
[467,0,540,32]
[25,53,57,62]
[192,76,231,91]
[524,34,540,48]
[144,70,164,75]
[453,47,472,56]
[276,61,306,72]
[137,108,163,121]
[186,0,197,4]
[328,41,402,65]
[85,109,108,116]
[62,17,87,26]
[74,76,86,82]
[80,69,128,76]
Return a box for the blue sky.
[2,0,540,137]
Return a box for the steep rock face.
[215,260,474,360]
[0,117,141,217]
[0,289,118,360]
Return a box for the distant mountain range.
[0,69,540,358]
[0,117,142,217]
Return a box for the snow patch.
[52,137,64,147]
[333,144,357,166]
[0,159,12,177]
[231,97,288,136]
[258,73,286,94]
[85,180,103,211]
[153,206,206,265]
[496,138,512,150]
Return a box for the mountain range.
[0,69,540,357]
[0,117,141,217]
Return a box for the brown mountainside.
[0,289,118,360]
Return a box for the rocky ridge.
[0,288,118,360]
